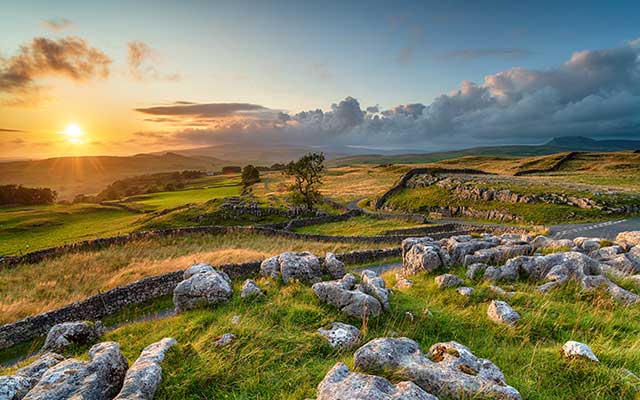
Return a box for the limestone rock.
[466,262,489,280]
[316,363,436,400]
[354,337,521,400]
[114,338,177,400]
[402,238,450,276]
[456,287,474,297]
[489,285,516,297]
[616,231,640,246]
[603,254,640,275]
[596,245,624,260]
[312,274,383,319]
[463,244,531,266]
[434,274,463,289]
[561,341,599,363]
[41,321,104,352]
[581,275,640,305]
[531,236,574,251]
[24,342,128,400]
[240,279,263,298]
[442,236,496,265]
[260,252,322,284]
[214,333,236,347]
[0,353,65,400]
[394,273,414,289]
[358,270,390,310]
[317,322,360,349]
[487,300,520,326]
[484,252,601,283]
[183,263,214,280]
[173,268,233,312]
[324,253,346,279]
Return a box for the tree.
[241,165,261,187]
[283,152,325,211]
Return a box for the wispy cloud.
[0,36,111,105]
[43,17,73,32]
[127,40,179,81]
[0,128,24,133]
[438,48,534,61]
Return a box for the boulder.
[596,245,624,260]
[312,274,383,319]
[354,337,521,400]
[113,338,177,400]
[23,342,128,400]
[317,322,360,349]
[0,353,65,400]
[603,254,640,275]
[316,363,436,400]
[581,275,640,305]
[561,341,599,363]
[531,236,574,251]
[240,279,263,298]
[214,333,236,347]
[41,321,104,352]
[324,253,346,279]
[463,244,531,266]
[402,238,451,276]
[358,270,391,310]
[484,252,601,283]
[434,274,464,289]
[441,236,496,265]
[260,252,322,284]
[616,231,640,246]
[183,263,214,280]
[173,268,233,312]
[466,262,489,280]
[487,300,520,326]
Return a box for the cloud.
[0,128,24,133]
[0,36,111,104]
[438,48,533,61]
[127,40,179,81]
[629,37,640,47]
[43,18,73,32]
[135,42,640,151]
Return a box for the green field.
[293,215,428,236]
[3,266,638,399]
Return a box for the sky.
[1,0,639,158]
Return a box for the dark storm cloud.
[0,36,111,103]
[136,43,640,150]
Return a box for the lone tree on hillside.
[283,152,325,211]
[241,165,261,187]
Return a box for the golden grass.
[0,232,390,324]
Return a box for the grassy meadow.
[3,266,639,399]
[293,215,429,236]
[0,232,392,324]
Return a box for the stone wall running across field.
[0,248,401,350]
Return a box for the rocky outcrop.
[173,267,233,312]
[402,238,451,276]
[354,337,521,400]
[581,276,640,305]
[260,252,322,284]
[240,279,263,298]
[23,342,128,400]
[317,322,360,350]
[114,338,177,400]
[316,363,436,400]
[324,253,346,280]
[359,270,391,310]
[561,341,599,363]
[312,273,384,319]
[463,244,532,266]
[487,301,520,326]
[41,321,105,353]
[0,353,65,400]
[616,231,640,246]
[442,235,498,265]
[482,252,601,283]
[531,236,574,251]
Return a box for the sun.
[61,123,85,144]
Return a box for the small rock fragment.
[561,341,599,363]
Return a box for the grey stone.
[456,287,474,297]
[114,338,177,400]
[603,254,640,275]
[0,353,65,400]
[41,321,104,352]
[312,274,383,319]
[402,238,451,276]
[23,342,128,400]
[487,300,520,326]
[581,275,640,305]
[240,279,263,298]
[616,231,640,246]
[531,236,574,251]
[466,262,489,280]
[485,252,601,283]
[561,341,599,363]
[317,322,360,349]
[214,333,236,347]
[358,270,391,310]
[173,268,233,312]
[394,273,414,289]
[463,244,531,266]
[183,263,214,280]
[324,252,346,280]
[596,246,624,259]
[354,337,521,400]
[260,252,322,284]
[434,274,463,289]
[316,363,436,400]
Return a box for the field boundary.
[0,247,401,350]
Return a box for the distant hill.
[0,153,226,199]
[328,136,640,166]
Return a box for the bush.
[0,184,57,205]
[241,165,261,187]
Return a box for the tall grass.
[0,232,390,324]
